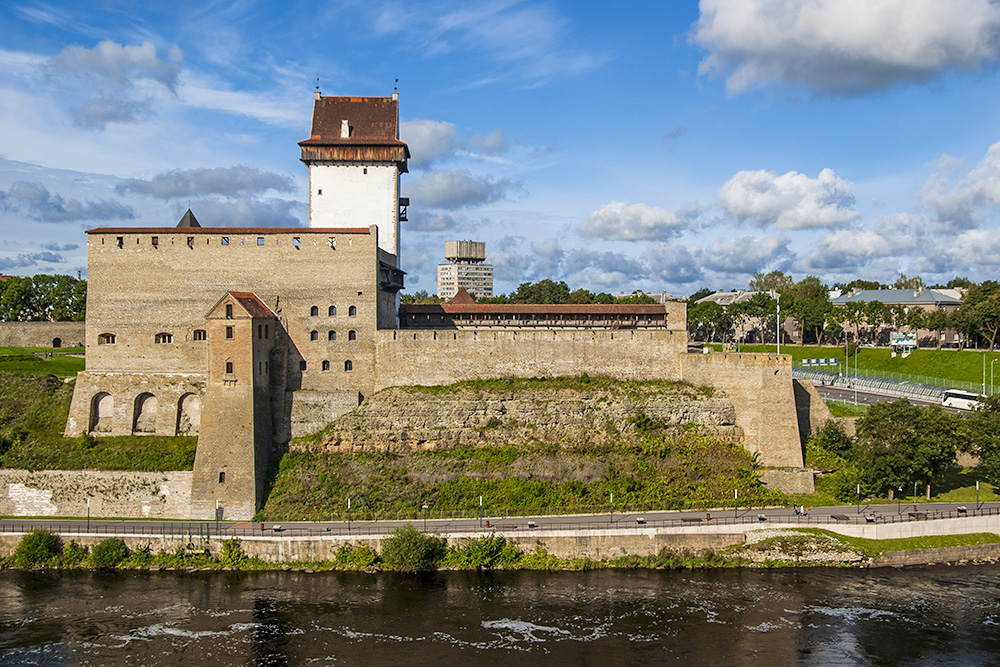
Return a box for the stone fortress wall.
[0,321,85,348]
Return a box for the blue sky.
[2,1,1000,296]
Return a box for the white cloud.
[694,0,1000,95]
[0,181,135,222]
[50,40,181,90]
[642,242,704,284]
[717,168,859,229]
[920,141,1000,229]
[405,210,462,232]
[116,166,293,199]
[400,119,461,168]
[578,200,686,241]
[408,169,519,208]
[701,234,790,273]
[183,198,302,227]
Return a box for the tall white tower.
[299,92,410,260]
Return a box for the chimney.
[314,90,321,101]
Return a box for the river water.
[2,565,999,666]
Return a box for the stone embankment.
[294,385,742,454]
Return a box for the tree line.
[811,396,1000,501]
[688,270,1000,349]
[0,274,86,322]
[401,279,659,306]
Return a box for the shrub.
[13,529,61,568]
[89,538,129,568]
[380,524,446,573]
[220,539,248,568]
[445,534,523,569]
[61,540,88,565]
[331,544,380,570]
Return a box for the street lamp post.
[977,480,981,511]
[897,487,902,515]
[854,348,859,405]
[86,497,90,532]
[856,483,861,514]
[422,504,429,532]
[913,481,918,506]
[734,488,738,519]
[215,500,220,539]
[992,358,997,395]
[347,498,351,532]
[776,301,781,356]
[609,493,614,524]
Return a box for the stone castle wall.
[0,470,192,519]
[0,321,85,348]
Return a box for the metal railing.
[794,364,989,394]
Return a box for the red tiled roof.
[87,227,370,235]
[450,288,476,304]
[229,292,276,319]
[403,303,667,315]
[299,96,407,148]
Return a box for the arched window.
[328,305,337,316]
[90,392,113,432]
[348,330,357,341]
[154,333,173,344]
[310,330,319,341]
[257,324,263,339]
[344,360,353,371]
[98,333,116,345]
[328,330,336,341]
[348,305,357,316]
[310,306,319,316]
[264,324,269,339]
[193,329,207,341]
[133,393,158,434]
[322,360,330,371]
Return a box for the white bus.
[942,389,982,411]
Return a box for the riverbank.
[3,520,999,572]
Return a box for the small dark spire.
[177,209,201,228]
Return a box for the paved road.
[3,502,995,538]
[812,384,961,412]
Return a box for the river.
[2,565,999,665]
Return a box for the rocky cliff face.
[293,385,742,454]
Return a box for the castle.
[63,92,810,520]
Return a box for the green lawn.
[797,528,1000,558]
[0,347,84,377]
[825,400,868,417]
[716,343,999,388]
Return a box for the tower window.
[193,329,207,341]
[310,330,319,341]
[264,324,269,339]
[116,236,123,248]
[221,237,229,245]
[226,304,233,319]
[187,236,194,248]
[219,472,226,483]
[293,237,300,247]
[155,333,172,344]
[310,306,319,316]
[328,330,336,341]
[226,326,234,339]
[225,361,233,374]
[322,360,330,371]
[98,333,116,345]
[151,236,159,247]
[344,360,353,371]
[257,237,265,246]
[349,306,357,316]
[348,330,357,341]
[328,305,336,316]
[300,360,307,371]
[317,189,322,196]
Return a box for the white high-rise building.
[437,240,493,300]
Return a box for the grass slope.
[0,373,196,471]
[0,347,84,377]
[716,344,999,387]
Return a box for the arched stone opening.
[177,393,202,434]
[90,392,113,432]
[133,393,158,434]
[52,338,61,348]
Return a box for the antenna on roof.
[315,77,320,93]
[394,78,398,92]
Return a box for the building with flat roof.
[437,240,493,299]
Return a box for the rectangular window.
[193,329,207,341]
[187,236,194,248]
[226,326,234,339]
[116,236,123,248]
[225,304,233,318]
[225,362,233,374]
[293,237,300,247]
[257,237,265,246]
[221,237,229,245]
[151,236,159,247]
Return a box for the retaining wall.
[0,321,85,348]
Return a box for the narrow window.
[264,324,269,339]
[98,333,116,345]
[257,237,265,246]
[226,326,234,339]
[300,360,307,371]
[221,236,229,245]
[328,237,336,249]
[322,360,330,371]
[225,361,233,374]
[349,305,357,316]
[310,306,319,316]
[293,237,301,247]
[187,236,194,248]
[116,236,123,248]
[225,304,233,319]
[348,330,357,341]
[363,168,368,174]
[344,360,353,371]
[310,330,319,341]
[219,472,226,483]
[151,236,159,247]
[328,305,336,316]
[328,330,336,341]
[155,333,173,344]
[317,189,322,195]
[257,324,263,339]
[193,329,207,341]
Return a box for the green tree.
[380,524,446,573]
[967,395,1000,489]
[960,281,1000,349]
[789,276,832,344]
[893,274,925,290]
[853,400,960,498]
[748,270,794,294]
[400,290,443,305]
[509,280,570,304]
[13,529,61,567]
[925,308,951,349]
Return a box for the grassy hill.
[0,347,85,377]
[716,344,999,388]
